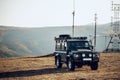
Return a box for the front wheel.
[90,62,98,70]
[77,63,83,68]
[56,57,62,68]
[67,58,75,71]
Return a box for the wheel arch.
[66,55,74,63]
[55,53,61,65]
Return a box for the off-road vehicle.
[54,34,99,71]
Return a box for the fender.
[66,54,74,62]
[54,53,61,65]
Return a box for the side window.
[56,40,60,51]
[61,41,64,50]
[61,41,67,51]
[64,42,67,50]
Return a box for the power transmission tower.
[106,1,120,52]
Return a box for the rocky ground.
[0,53,120,80]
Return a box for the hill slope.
[0,23,115,57]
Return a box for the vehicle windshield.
[67,41,90,50]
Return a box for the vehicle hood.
[71,49,93,53]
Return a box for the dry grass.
[0,53,120,80]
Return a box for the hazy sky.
[0,0,119,27]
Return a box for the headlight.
[74,54,79,57]
[93,54,95,57]
[93,54,98,57]
[89,54,92,57]
[82,54,85,57]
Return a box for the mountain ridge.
[0,22,116,57]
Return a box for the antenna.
[94,13,97,51]
[72,0,75,37]
[73,0,75,11]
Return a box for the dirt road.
[0,53,120,80]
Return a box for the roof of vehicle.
[55,37,87,41]
[67,39,88,41]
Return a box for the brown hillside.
[0,53,120,80]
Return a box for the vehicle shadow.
[0,67,70,78]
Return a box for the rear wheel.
[90,62,98,70]
[56,57,62,68]
[67,58,75,71]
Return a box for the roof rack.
[55,34,87,41]
[71,37,87,40]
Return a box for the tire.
[77,63,83,68]
[90,62,98,70]
[67,58,75,71]
[56,57,62,68]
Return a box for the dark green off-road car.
[54,34,99,71]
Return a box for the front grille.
[81,53,93,58]
[74,52,93,59]
[85,54,89,57]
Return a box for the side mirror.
[64,47,66,50]
[91,46,93,50]
[67,49,71,53]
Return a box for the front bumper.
[74,57,99,63]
